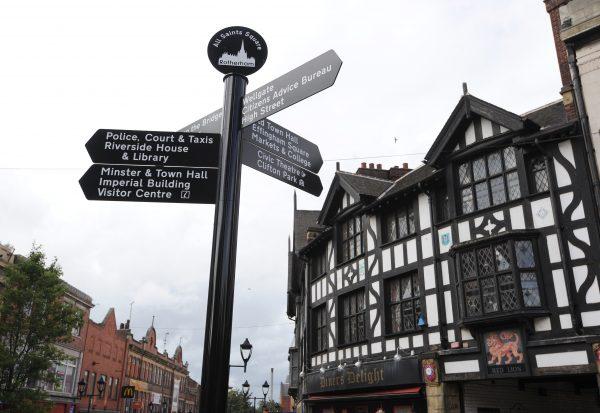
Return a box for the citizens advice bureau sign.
[305,358,421,395]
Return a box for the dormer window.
[339,215,363,263]
[458,147,520,214]
[382,203,415,243]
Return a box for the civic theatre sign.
[306,358,421,395]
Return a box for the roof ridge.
[337,170,393,183]
[520,99,563,117]
[378,166,424,198]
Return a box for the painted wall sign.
[181,50,342,134]
[305,358,420,395]
[242,118,323,174]
[207,26,267,76]
[85,129,220,167]
[241,140,323,196]
[484,329,526,375]
[79,164,217,204]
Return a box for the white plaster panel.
[531,197,555,228]
[574,227,591,246]
[321,278,326,298]
[338,350,343,360]
[423,264,436,290]
[367,216,376,252]
[572,201,585,221]
[371,341,382,354]
[553,158,572,188]
[559,140,575,167]
[361,345,367,356]
[425,294,439,327]
[336,270,342,290]
[345,348,350,359]
[369,308,378,328]
[441,260,450,285]
[509,205,525,230]
[393,243,404,268]
[560,314,573,329]
[481,118,494,138]
[328,298,333,313]
[465,122,476,145]
[385,339,395,352]
[573,265,587,291]
[406,239,417,263]
[311,284,316,303]
[372,281,380,297]
[368,290,376,306]
[438,226,453,253]
[569,242,585,260]
[559,192,574,214]
[474,216,483,228]
[461,328,474,340]
[353,346,359,358]
[546,234,561,263]
[328,241,333,270]
[368,254,378,277]
[398,336,409,350]
[444,290,454,324]
[536,351,588,368]
[421,233,433,259]
[447,329,456,343]
[311,356,316,366]
[372,319,381,338]
[358,259,366,281]
[534,317,552,332]
[458,221,471,242]
[552,269,569,307]
[429,332,441,345]
[412,334,423,348]
[444,360,480,374]
[587,277,600,304]
[418,193,431,230]
[582,310,600,327]
[382,248,392,273]
[329,351,336,362]
[329,273,336,291]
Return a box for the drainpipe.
[535,138,583,334]
[566,44,600,233]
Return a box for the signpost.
[242,118,322,174]
[241,140,323,196]
[79,164,217,204]
[85,129,220,167]
[180,49,342,134]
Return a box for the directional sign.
[242,119,322,174]
[180,49,342,134]
[85,129,220,167]
[241,140,323,196]
[79,164,217,204]
[207,26,267,76]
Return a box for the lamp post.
[230,338,253,373]
[78,376,106,413]
[243,380,269,413]
[161,398,168,413]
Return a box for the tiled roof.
[337,171,393,198]
[294,210,323,252]
[521,100,567,129]
[376,165,438,201]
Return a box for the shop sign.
[305,358,420,395]
[421,359,438,384]
[484,328,526,376]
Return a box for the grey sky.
[0,0,560,401]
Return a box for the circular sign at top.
[207,26,267,76]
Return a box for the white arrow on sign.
[179,50,342,134]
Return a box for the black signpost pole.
[199,73,247,413]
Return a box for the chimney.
[369,163,374,169]
[361,162,366,168]
[356,162,389,179]
[389,163,413,180]
[376,164,382,169]
[403,162,408,169]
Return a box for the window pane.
[350,295,356,314]
[490,176,506,205]
[461,251,477,279]
[534,170,549,193]
[357,292,365,311]
[343,297,349,316]
[415,298,421,321]
[507,171,521,200]
[350,317,357,341]
[398,213,408,238]
[477,247,494,276]
[487,152,503,175]
[464,280,481,316]
[459,163,471,185]
[462,187,474,214]
[412,274,420,297]
[348,220,354,236]
[515,241,535,268]
[391,304,401,333]
[408,207,415,234]
[386,213,397,242]
[390,279,400,302]
[495,243,511,271]
[402,301,415,331]
[357,314,365,340]
[503,147,517,169]
[342,221,348,239]
[473,158,487,181]
[355,216,362,232]
[64,365,75,394]
[401,277,412,299]
[356,235,362,256]
[344,318,350,343]
[521,272,541,307]
[498,273,518,311]
[475,182,490,209]
[481,277,499,313]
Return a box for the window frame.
[457,147,521,215]
[312,304,328,354]
[456,236,545,322]
[385,272,422,335]
[382,202,416,244]
[310,245,328,280]
[528,154,550,195]
[338,288,367,346]
[338,215,363,264]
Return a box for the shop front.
[303,358,425,413]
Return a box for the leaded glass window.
[340,215,363,263]
[530,156,549,194]
[340,289,366,345]
[459,239,542,318]
[382,202,415,243]
[387,273,421,334]
[457,147,521,214]
[313,305,328,352]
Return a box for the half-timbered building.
[287,92,600,413]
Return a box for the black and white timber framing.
[286,93,600,411]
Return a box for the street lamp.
[162,399,168,413]
[261,381,269,399]
[81,376,106,413]
[242,380,250,397]
[230,338,253,373]
[245,379,269,413]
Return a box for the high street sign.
[180,49,342,134]
[79,164,217,204]
[242,118,322,174]
[241,140,323,196]
[85,129,220,167]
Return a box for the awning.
[307,386,423,403]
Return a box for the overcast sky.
[0,0,561,401]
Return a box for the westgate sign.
[85,129,220,167]
[305,358,421,395]
[180,49,342,134]
[242,118,322,174]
